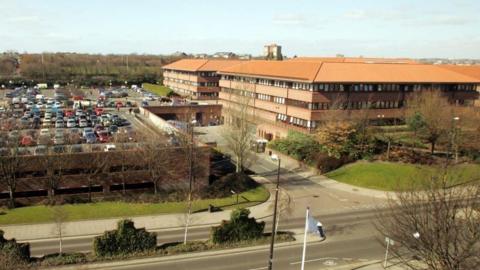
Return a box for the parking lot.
[0,86,154,155]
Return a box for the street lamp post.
[268,154,281,270]
[452,117,460,163]
[231,190,239,205]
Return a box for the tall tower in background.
[264,44,283,60]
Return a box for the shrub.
[93,219,157,257]
[0,230,30,263]
[163,241,210,255]
[40,253,87,266]
[268,131,321,163]
[211,208,265,244]
[201,172,258,199]
[314,153,351,173]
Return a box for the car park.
[82,127,94,137]
[95,108,104,115]
[109,125,119,134]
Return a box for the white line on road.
[290,257,338,265]
[247,267,268,270]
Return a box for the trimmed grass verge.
[0,186,269,225]
[142,83,173,96]
[325,161,480,191]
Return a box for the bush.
[40,253,87,266]
[314,153,351,173]
[93,219,157,257]
[211,208,265,244]
[163,241,210,255]
[268,131,321,163]
[201,173,258,199]
[0,230,30,263]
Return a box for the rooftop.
[218,60,480,84]
[162,59,244,72]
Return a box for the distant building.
[171,51,188,57]
[264,43,282,60]
[194,54,209,59]
[238,54,252,60]
[213,52,237,59]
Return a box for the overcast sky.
[1,0,479,58]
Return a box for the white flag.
[307,215,319,235]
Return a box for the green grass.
[142,83,173,96]
[0,186,269,225]
[326,161,480,191]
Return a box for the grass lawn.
[142,83,173,96]
[325,161,480,191]
[0,186,269,225]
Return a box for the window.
[273,97,285,104]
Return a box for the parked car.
[67,119,76,128]
[70,144,83,153]
[82,128,94,138]
[79,119,88,128]
[55,120,64,128]
[85,132,97,144]
[109,125,119,134]
[97,131,110,143]
[104,144,116,152]
[94,107,104,116]
[34,145,47,155]
[20,135,34,146]
[53,134,64,145]
[52,145,66,153]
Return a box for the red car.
[115,101,124,107]
[20,135,34,146]
[65,109,74,117]
[95,107,104,116]
[97,131,110,143]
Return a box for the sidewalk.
[0,175,275,241]
[257,150,395,200]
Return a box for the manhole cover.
[324,260,337,266]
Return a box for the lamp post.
[231,190,239,205]
[268,154,281,270]
[452,117,460,163]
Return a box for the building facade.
[264,44,282,60]
[217,59,480,140]
[162,59,243,102]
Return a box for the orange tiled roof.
[219,60,480,83]
[288,57,419,64]
[437,64,480,80]
[162,59,244,72]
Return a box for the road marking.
[290,257,338,265]
[247,267,268,270]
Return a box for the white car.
[67,119,76,128]
[104,144,116,152]
[53,134,64,145]
[79,119,88,128]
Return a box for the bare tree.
[52,206,69,254]
[44,151,69,203]
[137,137,173,195]
[221,94,255,173]
[85,152,110,202]
[376,171,480,270]
[406,91,454,154]
[0,142,22,208]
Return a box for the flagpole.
[301,207,309,270]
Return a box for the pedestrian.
[116,105,120,112]
[129,108,132,114]
[317,221,325,238]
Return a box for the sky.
[1,0,480,58]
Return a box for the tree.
[85,152,111,202]
[137,137,173,195]
[211,208,265,244]
[376,172,480,270]
[222,94,255,173]
[316,121,357,159]
[44,151,68,202]
[0,230,30,268]
[406,111,426,137]
[52,206,68,254]
[93,219,156,257]
[0,142,22,208]
[406,91,453,154]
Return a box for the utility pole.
[268,156,281,270]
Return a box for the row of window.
[165,78,219,87]
[277,115,317,129]
[165,70,217,77]
[224,88,404,110]
[221,75,477,93]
